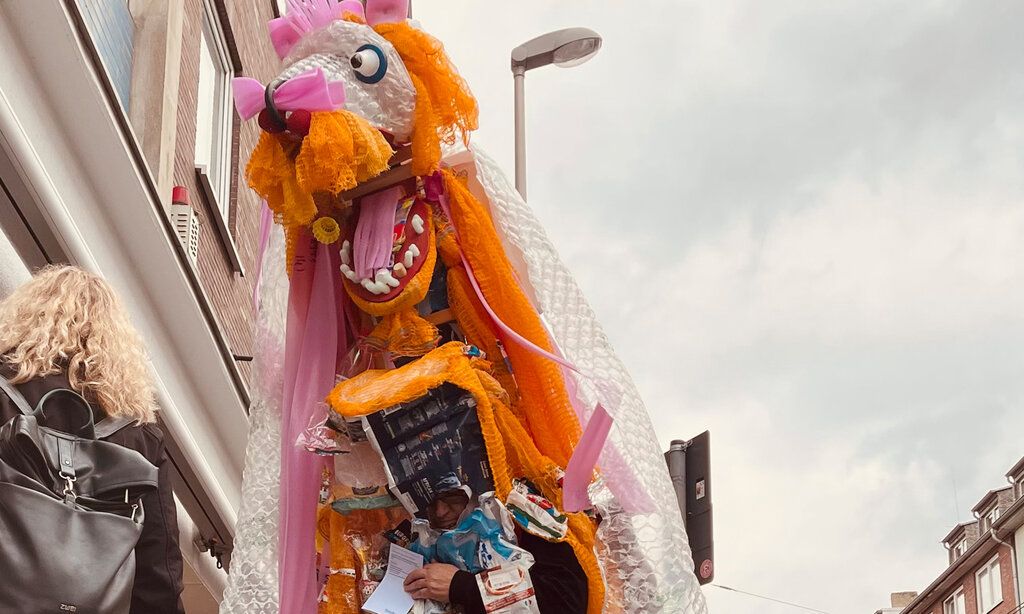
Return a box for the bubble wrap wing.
[470,145,708,614]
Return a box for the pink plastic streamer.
[353,186,401,279]
[279,235,341,614]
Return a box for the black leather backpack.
[0,376,158,614]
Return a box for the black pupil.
[351,54,363,69]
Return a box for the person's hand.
[404,563,459,602]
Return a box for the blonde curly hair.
[0,265,157,423]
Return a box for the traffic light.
[665,431,714,585]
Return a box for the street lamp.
[510,27,602,199]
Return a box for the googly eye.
[351,44,388,84]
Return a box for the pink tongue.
[353,186,403,280]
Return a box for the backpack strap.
[94,416,134,439]
[0,374,33,416]
[1,374,131,439]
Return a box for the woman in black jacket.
[0,265,185,614]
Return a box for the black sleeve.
[130,438,186,614]
[448,533,589,614]
[518,532,589,614]
[449,570,486,614]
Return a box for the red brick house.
[899,466,1024,614]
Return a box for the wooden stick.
[341,163,414,201]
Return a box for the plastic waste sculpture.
[220,1,708,613]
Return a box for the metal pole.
[513,65,527,199]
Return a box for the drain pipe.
[991,527,1021,608]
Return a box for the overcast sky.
[417,2,1024,613]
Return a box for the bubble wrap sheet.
[219,151,708,613]
[220,227,287,614]
[471,146,708,614]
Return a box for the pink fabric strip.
[279,236,340,614]
[252,201,273,311]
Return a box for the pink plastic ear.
[338,0,365,19]
[365,0,409,25]
[268,17,302,60]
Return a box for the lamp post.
[510,27,602,199]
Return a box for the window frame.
[943,587,966,614]
[975,554,1003,614]
[194,0,234,227]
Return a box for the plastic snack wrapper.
[506,480,568,541]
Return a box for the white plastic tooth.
[340,240,351,265]
[410,214,425,235]
[340,263,357,281]
[373,281,389,294]
[360,278,374,292]
[393,262,407,278]
[403,250,414,269]
[409,244,420,258]
[374,269,399,289]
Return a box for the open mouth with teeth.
[339,187,434,303]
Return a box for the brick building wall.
[174,0,282,382]
[921,544,1017,614]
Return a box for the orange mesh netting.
[447,265,521,410]
[441,170,582,468]
[374,22,479,176]
[245,110,393,265]
[361,308,439,357]
[434,208,521,405]
[317,501,408,614]
[296,111,393,195]
[326,343,603,614]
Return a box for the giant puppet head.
[234,0,478,353]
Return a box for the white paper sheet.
[362,544,424,614]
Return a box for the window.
[980,507,1001,532]
[976,555,1003,613]
[1015,476,1024,499]
[943,588,966,614]
[194,0,234,222]
[952,538,968,559]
